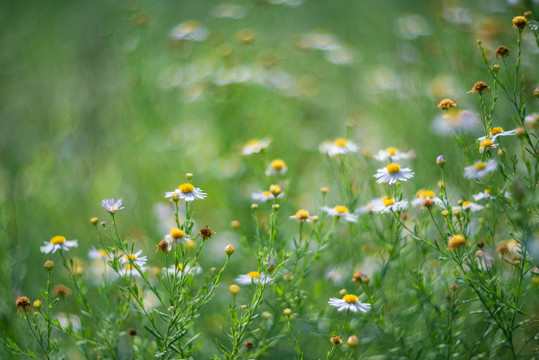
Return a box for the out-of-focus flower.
[88,248,112,260]
[473,189,494,201]
[170,20,209,42]
[373,147,411,162]
[448,234,466,250]
[498,239,522,263]
[431,109,478,135]
[210,3,247,19]
[478,127,516,142]
[437,98,456,110]
[289,209,314,222]
[322,205,358,222]
[56,313,81,331]
[395,14,430,40]
[373,198,408,214]
[165,183,207,202]
[164,263,202,276]
[374,163,414,184]
[461,201,484,212]
[412,190,442,207]
[121,250,147,267]
[356,198,385,214]
[40,236,78,254]
[328,294,370,312]
[320,138,359,156]
[252,188,284,202]
[265,159,287,175]
[524,113,538,128]
[236,271,271,285]
[464,160,497,179]
[242,138,271,155]
[119,264,146,277]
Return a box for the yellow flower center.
[170,227,185,239]
[263,191,271,197]
[385,147,398,155]
[386,163,401,174]
[177,263,184,271]
[334,138,347,147]
[485,189,491,194]
[334,205,349,214]
[295,209,310,220]
[448,234,466,250]
[343,294,358,304]
[125,264,136,270]
[490,127,503,135]
[462,201,471,207]
[178,183,195,193]
[383,199,395,207]
[474,162,486,170]
[98,250,108,256]
[248,271,260,279]
[422,190,435,198]
[125,254,138,261]
[247,139,260,147]
[51,236,66,245]
[271,159,286,170]
[480,139,493,148]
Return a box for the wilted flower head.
[16,297,32,314]
[495,46,509,58]
[199,226,215,241]
[437,98,456,110]
[468,81,489,95]
[54,285,72,298]
[512,16,528,30]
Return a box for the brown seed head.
[468,81,490,95]
[156,240,169,253]
[450,284,458,292]
[437,98,456,110]
[16,297,32,314]
[331,335,342,345]
[198,226,215,241]
[495,46,509,58]
[421,199,435,210]
[244,341,255,349]
[53,285,72,298]
[512,16,528,30]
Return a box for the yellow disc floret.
[383,199,395,207]
[51,236,66,245]
[248,271,260,279]
[480,139,493,149]
[125,254,138,261]
[334,138,347,147]
[474,162,486,170]
[270,159,286,171]
[462,201,472,207]
[334,205,349,214]
[170,227,185,239]
[386,163,401,174]
[343,294,358,304]
[178,183,195,193]
[385,147,398,155]
[448,235,466,250]
[295,209,310,220]
[489,127,503,135]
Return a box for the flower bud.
[44,260,54,272]
[90,217,99,225]
[320,187,329,195]
[492,64,501,73]
[284,308,292,318]
[251,203,258,210]
[436,155,446,168]
[186,173,193,180]
[347,335,359,348]
[225,244,235,256]
[229,284,240,295]
[231,220,240,229]
[515,127,525,138]
[33,300,42,309]
[172,192,180,202]
[533,87,539,98]
[272,204,280,211]
[269,184,282,197]
[441,210,449,217]
[331,336,342,345]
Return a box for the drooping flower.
[374,163,414,184]
[242,138,271,155]
[463,160,497,179]
[322,205,358,222]
[101,198,124,214]
[320,138,359,156]
[165,183,207,202]
[328,294,371,312]
[235,271,272,285]
[40,236,78,254]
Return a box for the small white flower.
[118,264,146,277]
[412,190,443,207]
[169,20,209,41]
[289,209,314,222]
[356,198,385,214]
[431,109,478,135]
[322,205,358,222]
[165,183,207,202]
[478,138,498,153]
[165,263,202,276]
[236,271,272,285]
[120,250,147,267]
[320,138,358,156]
[101,198,124,214]
[328,294,370,313]
[373,199,408,214]
[464,160,497,179]
[461,201,484,212]
[88,248,112,260]
[252,190,284,202]
[265,159,287,176]
[373,147,411,161]
[242,138,271,155]
[478,127,516,142]
[473,189,494,201]
[525,113,538,127]
[374,163,414,184]
[40,236,78,254]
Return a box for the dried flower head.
[495,46,509,58]
[331,336,342,345]
[54,285,72,298]
[16,297,32,314]
[244,341,255,349]
[156,240,169,253]
[421,199,435,210]
[468,81,490,95]
[437,98,456,110]
[198,226,215,241]
[127,328,138,336]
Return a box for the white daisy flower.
[165,183,207,202]
[463,160,497,179]
[120,250,147,267]
[101,198,124,214]
[88,248,112,260]
[356,198,385,214]
[169,20,209,42]
[235,271,272,285]
[478,126,516,142]
[320,138,359,156]
[242,138,271,155]
[118,264,146,277]
[251,190,284,202]
[265,159,287,176]
[478,138,498,153]
[289,209,314,222]
[164,263,202,276]
[40,236,78,254]
[412,190,443,207]
[431,109,478,135]
[210,3,247,19]
[374,163,414,184]
[473,189,494,201]
[322,205,358,222]
[164,227,188,250]
[461,201,484,212]
[373,198,408,214]
[525,113,538,128]
[328,294,371,313]
[373,147,411,161]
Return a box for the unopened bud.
[91,217,99,225]
[272,204,280,211]
[251,203,258,210]
[231,220,240,229]
[515,127,525,137]
[436,155,446,167]
[284,308,292,318]
[229,284,240,296]
[442,210,450,217]
[186,173,193,180]
[33,300,42,309]
[44,260,54,272]
[492,64,501,73]
[269,184,282,197]
[225,244,235,256]
[347,335,359,348]
[320,187,329,194]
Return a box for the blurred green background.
[1,0,538,357]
